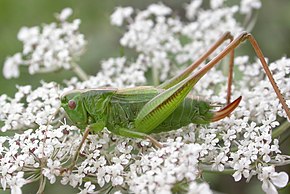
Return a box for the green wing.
[111,86,161,103]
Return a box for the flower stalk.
[71,63,89,81]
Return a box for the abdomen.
[152,97,213,133]
[107,92,213,133]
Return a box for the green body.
[61,37,242,143]
[61,86,213,137]
[105,87,212,134]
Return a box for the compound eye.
[68,100,76,110]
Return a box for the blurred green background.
[0,0,289,193]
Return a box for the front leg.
[61,122,105,174]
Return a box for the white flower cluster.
[240,0,262,14]
[66,57,146,89]
[61,133,130,189]
[259,165,289,194]
[1,0,289,194]
[0,82,61,131]
[110,0,260,84]
[3,8,86,79]
[186,56,290,194]
[0,124,81,192]
[128,138,205,194]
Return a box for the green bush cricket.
[60,32,290,171]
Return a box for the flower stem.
[200,164,234,175]
[71,63,89,81]
[152,65,159,86]
[36,175,46,194]
[272,120,290,139]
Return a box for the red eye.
[68,100,76,110]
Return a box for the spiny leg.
[61,122,105,173]
[61,126,90,174]
[248,34,290,119]
[226,42,235,105]
[193,32,290,120]
[135,32,290,135]
[158,31,235,90]
[135,58,241,134]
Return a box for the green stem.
[272,120,290,139]
[152,64,159,86]
[36,175,46,194]
[72,63,89,81]
[200,164,234,175]
[243,9,259,32]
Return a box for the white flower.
[0,81,61,131]
[259,166,289,194]
[17,26,40,54]
[3,53,22,79]
[128,142,202,193]
[61,173,85,188]
[187,182,213,194]
[111,7,133,26]
[78,182,96,194]
[77,57,146,88]
[185,0,202,19]
[58,8,73,21]
[42,159,61,184]
[240,0,262,14]
[2,2,290,194]
[8,172,25,194]
[147,3,172,16]
[3,8,86,78]
[11,186,22,194]
[212,152,228,171]
[210,0,224,9]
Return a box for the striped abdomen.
[108,95,213,134]
[152,97,213,133]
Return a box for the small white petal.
[11,186,22,194]
[233,171,242,182]
[262,180,278,194]
[59,8,73,21]
[271,172,289,188]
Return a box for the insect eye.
[68,100,76,110]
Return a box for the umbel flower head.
[3,8,86,79]
[1,1,289,194]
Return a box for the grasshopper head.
[61,90,88,129]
